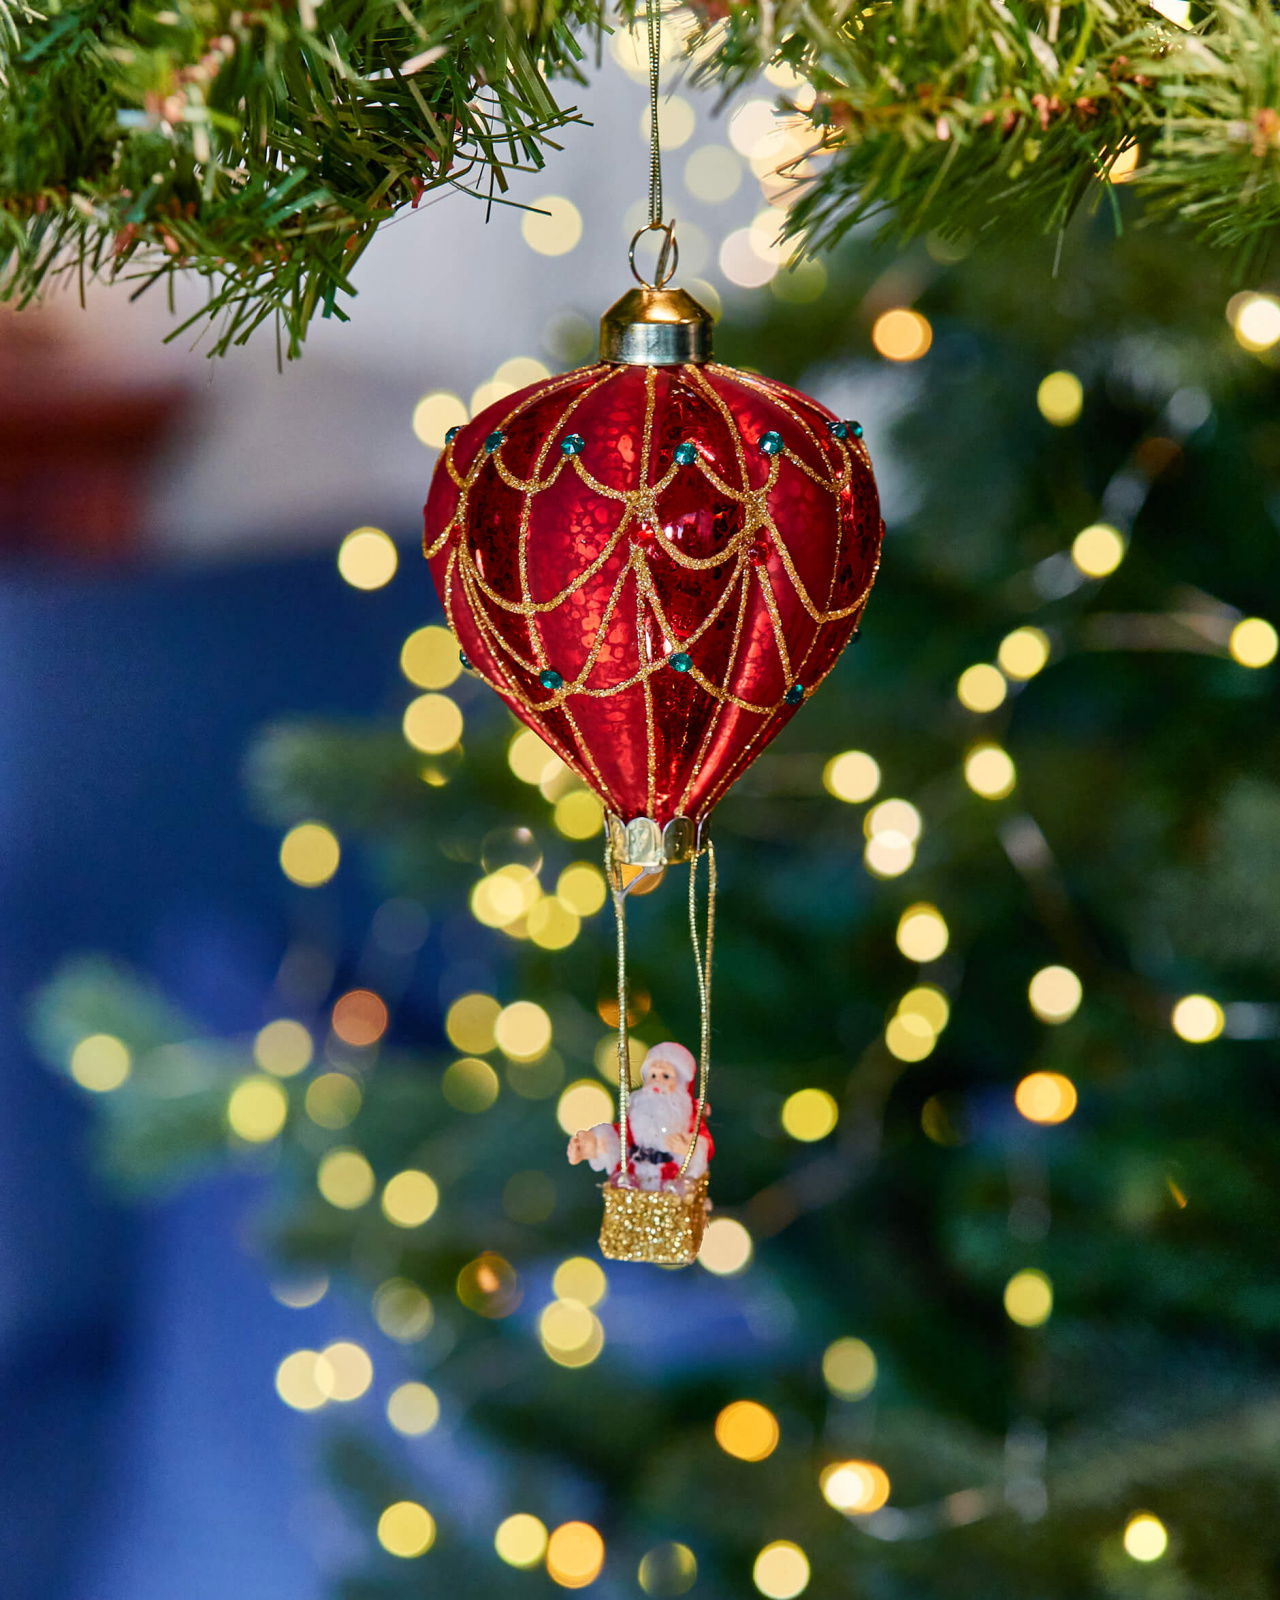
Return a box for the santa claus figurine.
[567,1041,712,1193]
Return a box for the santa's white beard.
[626,1084,687,1148]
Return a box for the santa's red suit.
[581,1042,712,1193]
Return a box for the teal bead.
[758,430,783,456]
[674,441,698,465]
[445,425,461,444]
[459,651,472,669]
[561,433,585,456]
[852,421,865,439]
[539,668,564,691]
[784,683,805,705]
[484,430,504,453]
[828,420,849,439]
[669,651,692,673]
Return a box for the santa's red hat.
[642,1041,697,1086]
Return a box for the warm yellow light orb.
[553,1256,607,1307]
[316,1147,375,1209]
[275,1349,332,1411]
[496,1513,549,1569]
[819,1459,891,1513]
[403,693,463,754]
[304,1072,362,1129]
[387,1381,440,1436]
[1014,1072,1078,1125]
[1071,522,1126,578]
[556,862,607,916]
[1004,1268,1053,1327]
[381,1168,440,1227]
[638,1541,697,1596]
[1229,616,1278,667]
[895,903,949,963]
[964,743,1017,799]
[377,1501,435,1559]
[865,798,922,843]
[254,1018,312,1076]
[822,1336,877,1399]
[956,663,1007,713]
[780,1087,839,1141]
[1171,993,1224,1043]
[1230,291,1280,352]
[823,749,881,802]
[337,526,398,590]
[1123,1513,1169,1562]
[539,1299,604,1367]
[279,821,340,887]
[546,1521,605,1588]
[227,1075,288,1142]
[527,895,581,950]
[442,1056,501,1111]
[752,1540,810,1599]
[898,985,950,1032]
[557,1078,614,1136]
[400,625,462,689]
[372,1278,434,1342]
[698,1216,754,1276]
[872,307,933,362]
[523,196,583,256]
[884,1013,937,1062]
[715,1399,780,1462]
[411,391,468,449]
[553,788,604,839]
[1036,371,1083,426]
[69,1032,131,1092]
[495,1000,552,1061]
[1028,964,1083,1023]
[997,626,1051,680]
[445,992,501,1054]
[317,1340,373,1401]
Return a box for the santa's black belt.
[628,1144,673,1165]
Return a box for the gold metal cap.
[599,286,714,366]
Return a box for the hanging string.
[608,836,634,1188]
[678,841,716,1179]
[645,0,663,228]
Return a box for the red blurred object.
[423,360,882,830]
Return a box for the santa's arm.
[681,1128,710,1180]
[567,1122,620,1173]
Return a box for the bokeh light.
[557,862,607,916]
[316,1147,375,1209]
[554,789,604,839]
[1171,993,1224,1042]
[377,1501,435,1559]
[684,143,742,203]
[508,727,563,785]
[822,1337,877,1400]
[998,626,1051,679]
[445,992,500,1054]
[820,1459,891,1513]
[780,1087,839,1141]
[964,743,1017,799]
[1229,291,1280,352]
[227,1075,288,1142]
[381,1168,439,1227]
[69,1032,131,1092]
[546,1521,605,1588]
[305,1071,362,1129]
[553,1256,607,1307]
[866,799,922,843]
[1124,1513,1169,1561]
[1028,964,1083,1022]
[1229,616,1278,667]
[528,896,581,950]
[279,821,340,887]
[698,1216,754,1276]
[254,1018,312,1076]
[442,1056,501,1111]
[1107,141,1140,183]
[715,1399,780,1462]
[275,1348,332,1411]
[496,1513,548,1569]
[471,865,540,930]
[557,1078,613,1135]
[1037,370,1084,425]
[538,1298,604,1367]
[1004,1268,1053,1327]
[412,391,467,448]
[331,988,388,1047]
[884,1012,936,1062]
[1015,1072,1078,1124]
[495,1000,552,1061]
[337,526,397,589]
[373,1278,435,1341]
[896,904,949,962]
[753,1541,810,1598]
[899,985,950,1032]
[318,1340,373,1401]
[522,195,583,256]
[403,693,463,754]
[456,1252,522,1317]
[956,663,1007,712]
[387,1381,440,1436]
[823,749,880,802]
[401,624,462,688]
[871,308,932,362]
[638,1541,697,1596]
[1071,522,1126,577]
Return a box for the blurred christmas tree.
[30,219,1280,1599]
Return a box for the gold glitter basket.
[599,1176,710,1266]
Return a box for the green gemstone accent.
[445,425,461,444]
[484,430,504,453]
[852,421,865,439]
[539,668,564,691]
[674,441,698,465]
[561,433,585,456]
[758,430,783,456]
[669,651,692,673]
[784,683,805,705]
[828,420,849,439]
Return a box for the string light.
[538,1299,604,1367]
[471,865,540,931]
[275,1349,332,1411]
[1036,371,1083,426]
[684,144,743,203]
[227,1075,288,1142]
[442,1056,501,1111]
[377,1501,436,1559]
[445,993,501,1054]
[638,1542,697,1596]
[556,1079,613,1136]
[823,749,881,802]
[1014,1072,1078,1124]
[387,1381,440,1436]
[270,1275,328,1309]
[715,1400,780,1462]
[729,99,777,154]
[899,985,950,1032]
[381,1169,440,1227]
[752,1541,810,1599]
[527,896,581,950]
[495,1000,552,1061]
[964,743,1017,799]
[495,1513,548,1569]
[1071,522,1126,577]
[69,1032,131,1092]
[871,308,933,362]
[331,988,388,1047]
[698,1216,754,1275]
[1004,1268,1053,1327]
[279,821,340,887]
[1028,965,1083,1022]
[553,1257,607,1306]
[1229,616,1278,667]
[456,1252,522,1318]
[554,789,605,839]
[1123,1513,1169,1562]
[305,1072,362,1129]
[546,1522,605,1589]
[998,626,1051,679]
[719,227,777,289]
[508,728,563,785]
[401,625,462,689]
[956,663,1007,712]
[1171,993,1224,1042]
[316,1147,375,1209]
[556,862,607,916]
[780,1087,839,1141]
[373,1278,434,1341]
[1228,291,1280,352]
[1107,142,1140,183]
[337,526,397,590]
[403,693,463,754]
[522,196,583,256]
[884,1011,937,1062]
[822,1337,877,1400]
[820,1459,891,1514]
[412,392,467,449]
[318,1340,373,1401]
[896,903,949,962]
[253,1018,312,1076]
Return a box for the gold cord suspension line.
[645,0,663,229]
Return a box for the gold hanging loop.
[628,219,679,289]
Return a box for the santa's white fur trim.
[642,1040,696,1085]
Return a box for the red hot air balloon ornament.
[422,14,883,1264]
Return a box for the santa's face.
[644,1060,680,1094]
[628,1067,687,1147]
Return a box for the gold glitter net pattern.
[425,360,879,818]
[599,1175,710,1266]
